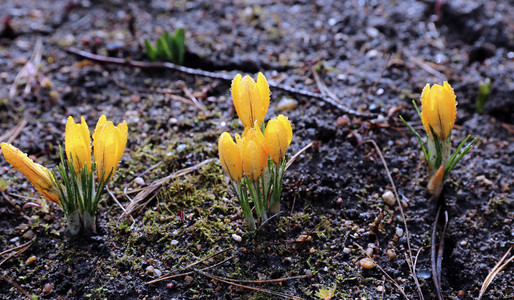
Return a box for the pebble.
[283,257,292,264]
[386,249,396,261]
[275,98,297,111]
[9,237,19,243]
[459,240,467,246]
[395,227,404,237]
[170,239,179,246]
[134,177,145,186]
[166,283,174,289]
[184,275,194,284]
[296,234,312,242]
[42,283,53,294]
[146,266,155,274]
[232,234,242,242]
[476,175,493,186]
[154,268,162,277]
[26,255,37,265]
[359,258,376,269]
[343,247,351,254]
[457,290,466,298]
[382,190,396,206]
[376,285,384,292]
[365,248,373,257]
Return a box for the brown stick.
[195,269,304,300]
[64,47,377,119]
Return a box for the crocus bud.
[231,72,270,128]
[65,116,91,174]
[265,115,293,164]
[420,81,457,140]
[241,125,268,181]
[218,132,243,181]
[92,115,128,182]
[1,143,60,204]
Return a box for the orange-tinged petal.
[420,81,457,140]
[65,116,91,174]
[0,143,60,204]
[92,116,128,182]
[218,132,242,181]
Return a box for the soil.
[0,0,513,299]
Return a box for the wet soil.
[0,0,513,299]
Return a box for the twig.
[311,67,341,104]
[0,237,35,267]
[408,56,447,81]
[431,206,447,300]
[9,39,43,99]
[64,47,377,119]
[122,158,214,218]
[478,245,514,300]
[195,269,304,300]
[221,274,311,284]
[0,274,30,297]
[106,186,135,223]
[285,142,314,170]
[0,120,28,144]
[354,242,408,299]
[364,139,424,300]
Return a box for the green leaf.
[444,136,477,178]
[144,39,157,61]
[156,37,172,59]
[170,28,186,65]
[399,115,429,162]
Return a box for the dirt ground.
[0,0,512,299]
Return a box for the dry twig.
[478,245,514,300]
[0,238,35,268]
[64,47,377,119]
[0,120,28,144]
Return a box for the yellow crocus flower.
[231,72,270,128]
[65,116,91,174]
[420,81,457,140]
[0,143,60,204]
[92,115,128,182]
[265,115,293,164]
[241,125,268,181]
[218,132,243,181]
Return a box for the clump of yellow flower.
[218,73,293,229]
[400,81,476,198]
[1,115,128,235]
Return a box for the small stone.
[376,285,384,292]
[343,247,351,254]
[276,98,297,111]
[184,275,194,284]
[154,269,162,277]
[459,240,467,246]
[359,258,376,269]
[457,290,465,298]
[395,227,404,237]
[310,247,315,254]
[9,237,19,243]
[283,257,292,263]
[166,283,174,289]
[42,283,53,294]
[232,234,242,242]
[476,175,493,186]
[146,266,155,274]
[295,234,312,243]
[382,191,395,206]
[365,248,373,257]
[22,230,34,239]
[170,240,179,246]
[134,177,145,186]
[386,249,396,261]
[26,256,37,265]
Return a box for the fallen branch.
[194,268,304,300]
[64,47,377,119]
[0,237,35,268]
[0,119,28,144]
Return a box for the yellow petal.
[231,73,271,128]
[265,117,291,164]
[218,132,242,181]
[276,114,293,145]
[0,143,60,204]
[242,139,267,181]
[92,116,128,182]
[420,82,457,140]
[65,116,91,174]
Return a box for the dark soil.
[1,0,512,299]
